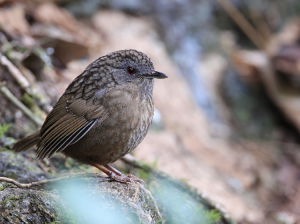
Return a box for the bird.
[12,49,168,183]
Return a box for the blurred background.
[1,0,300,223]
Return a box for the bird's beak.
[144,71,168,79]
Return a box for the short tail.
[12,131,40,152]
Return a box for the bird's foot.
[109,172,146,186]
[89,162,146,186]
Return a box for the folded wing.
[36,87,108,159]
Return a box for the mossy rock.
[0,176,162,224]
[0,150,49,183]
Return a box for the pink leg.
[89,161,145,185]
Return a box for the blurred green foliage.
[0,123,11,138]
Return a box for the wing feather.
[38,120,96,159]
[36,87,108,160]
[38,116,87,147]
[37,117,87,154]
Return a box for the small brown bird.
[12,49,168,183]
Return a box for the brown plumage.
[12,49,168,183]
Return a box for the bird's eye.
[127,67,136,75]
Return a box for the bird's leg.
[89,161,145,185]
[89,162,118,179]
[104,164,146,186]
[103,164,123,176]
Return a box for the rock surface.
[0,147,233,224]
[0,175,161,224]
[0,150,49,183]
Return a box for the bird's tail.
[12,131,40,152]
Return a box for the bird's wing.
[36,78,108,160]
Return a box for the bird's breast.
[85,86,154,161]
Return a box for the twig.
[0,173,109,189]
[0,53,31,89]
[37,160,50,173]
[215,0,266,49]
[248,8,272,42]
[0,82,43,126]
[0,53,52,115]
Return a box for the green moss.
[28,193,58,222]
[151,159,159,170]
[6,172,16,180]
[3,195,13,204]
[204,209,222,224]
[22,93,34,109]
[137,169,150,180]
[2,195,19,207]
[178,178,190,187]
[0,123,11,138]
[11,200,16,207]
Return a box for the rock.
[0,148,232,224]
[0,175,162,224]
[124,155,234,224]
[0,150,49,183]
[0,149,161,223]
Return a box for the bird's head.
[90,49,168,86]
[66,50,167,99]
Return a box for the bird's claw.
[109,172,146,186]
